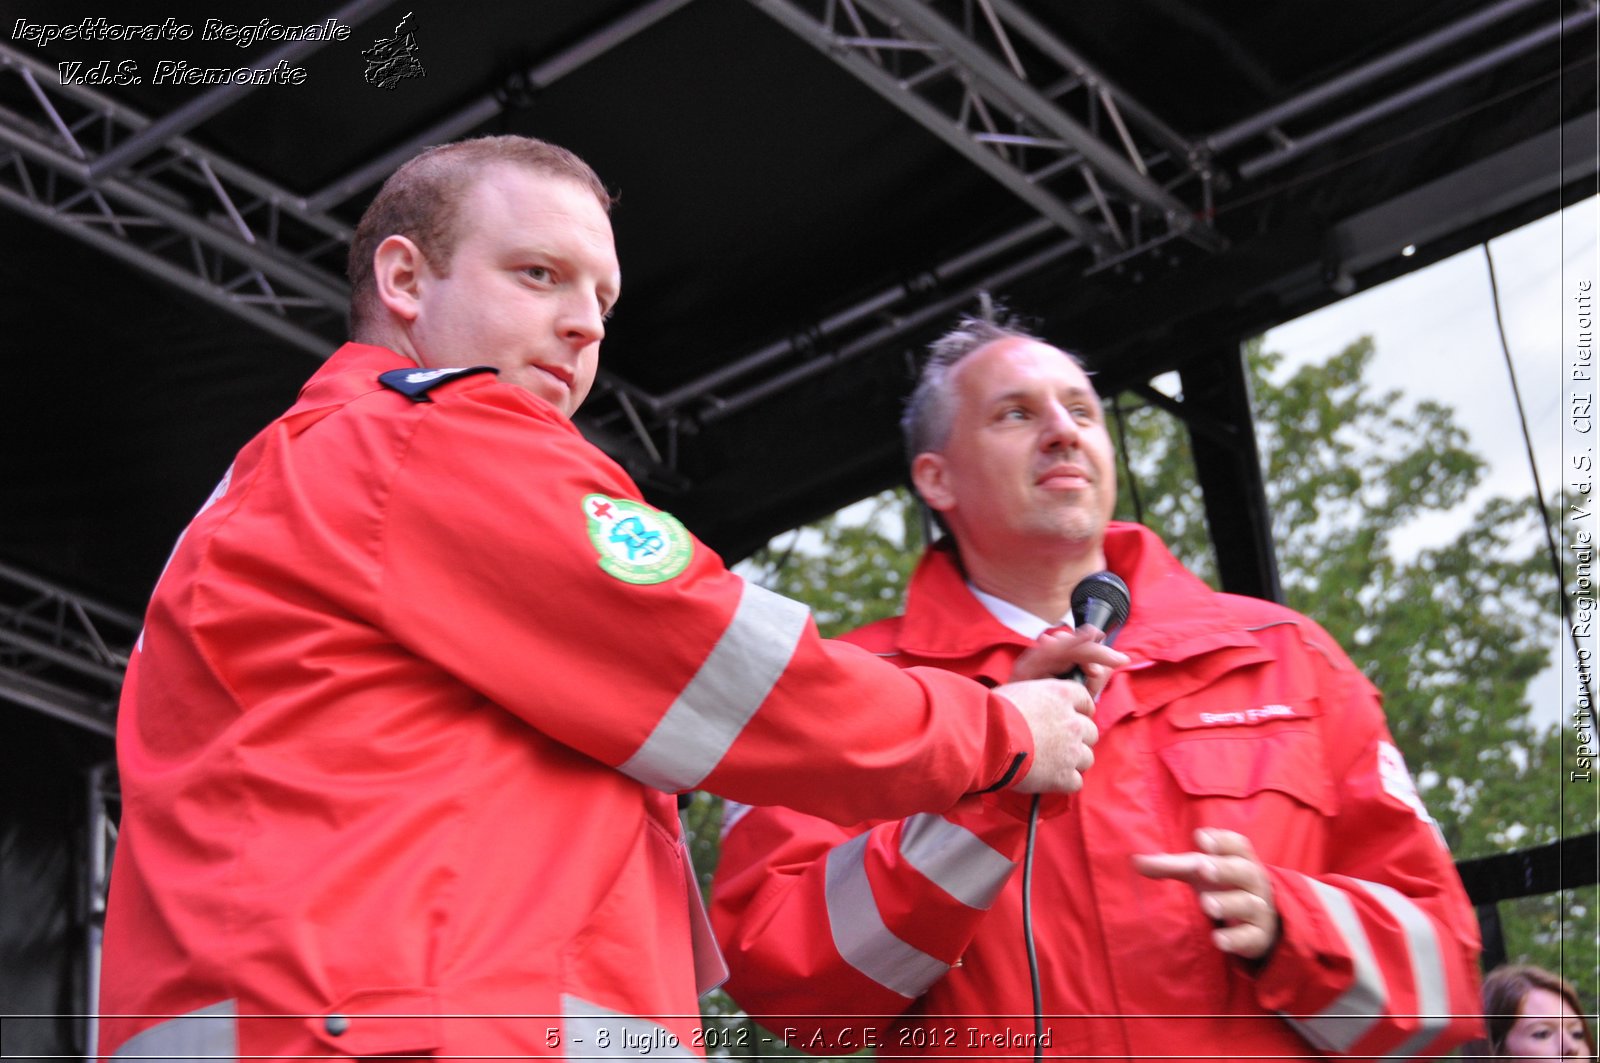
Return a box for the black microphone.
[1062,570,1131,684]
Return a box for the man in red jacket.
[96,138,1101,1061]
[711,314,1484,1060]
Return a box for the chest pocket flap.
[1156,708,1338,817]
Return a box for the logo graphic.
[583,494,692,585]
[363,11,424,90]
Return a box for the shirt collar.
[966,582,1073,639]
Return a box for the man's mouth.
[1037,464,1089,488]
[533,363,573,388]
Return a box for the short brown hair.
[346,135,611,336]
[1481,963,1595,1059]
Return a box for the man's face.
[406,165,620,418]
[914,337,1117,556]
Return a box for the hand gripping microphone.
[1027,569,1131,1063]
[1063,570,1132,681]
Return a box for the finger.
[1007,636,1072,682]
[1056,678,1097,719]
[1200,888,1272,927]
[1130,852,1215,885]
[1211,920,1274,960]
[1008,629,1130,684]
[1196,827,1260,862]
[1080,662,1111,700]
[1075,633,1130,669]
[1188,853,1268,893]
[1194,829,1274,898]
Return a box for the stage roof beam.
[0,44,352,353]
[0,561,138,738]
[1207,0,1553,155]
[87,0,394,182]
[304,0,698,212]
[750,0,1222,263]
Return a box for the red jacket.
[713,525,1483,1061]
[98,344,1038,1061]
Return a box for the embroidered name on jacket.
[1192,704,1301,727]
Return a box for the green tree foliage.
[748,491,929,639]
[692,335,1596,1043]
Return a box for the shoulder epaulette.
[378,365,499,402]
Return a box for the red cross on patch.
[590,500,613,519]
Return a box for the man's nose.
[1041,402,1079,450]
[560,294,606,346]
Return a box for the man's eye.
[523,266,552,282]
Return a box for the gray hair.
[902,310,1086,463]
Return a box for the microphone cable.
[1024,792,1046,1058]
[1020,572,1129,1063]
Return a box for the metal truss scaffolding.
[0,560,138,738]
[1,0,1592,489]
[750,0,1224,262]
[0,43,354,357]
[583,0,1590,460]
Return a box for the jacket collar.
[293,344,582,437]
[298,343,412,401]
[896,539,1036,660]
[897,522,1269,677]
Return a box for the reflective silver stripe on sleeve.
[562,995,696,1058]
[112,999,237,1060]
[621,580,810,792]
[898,813,1016,910]
[1355,879,1451,1060]
[1282,879,1387,1052]
[824,832,950,998]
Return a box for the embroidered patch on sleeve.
[582,494,693,585]
[1377,740,1445,843]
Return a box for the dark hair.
[347,135,611,337]
[1481,963,1595,1059]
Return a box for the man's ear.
[372,235,427,324]
[911,451,955,512]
